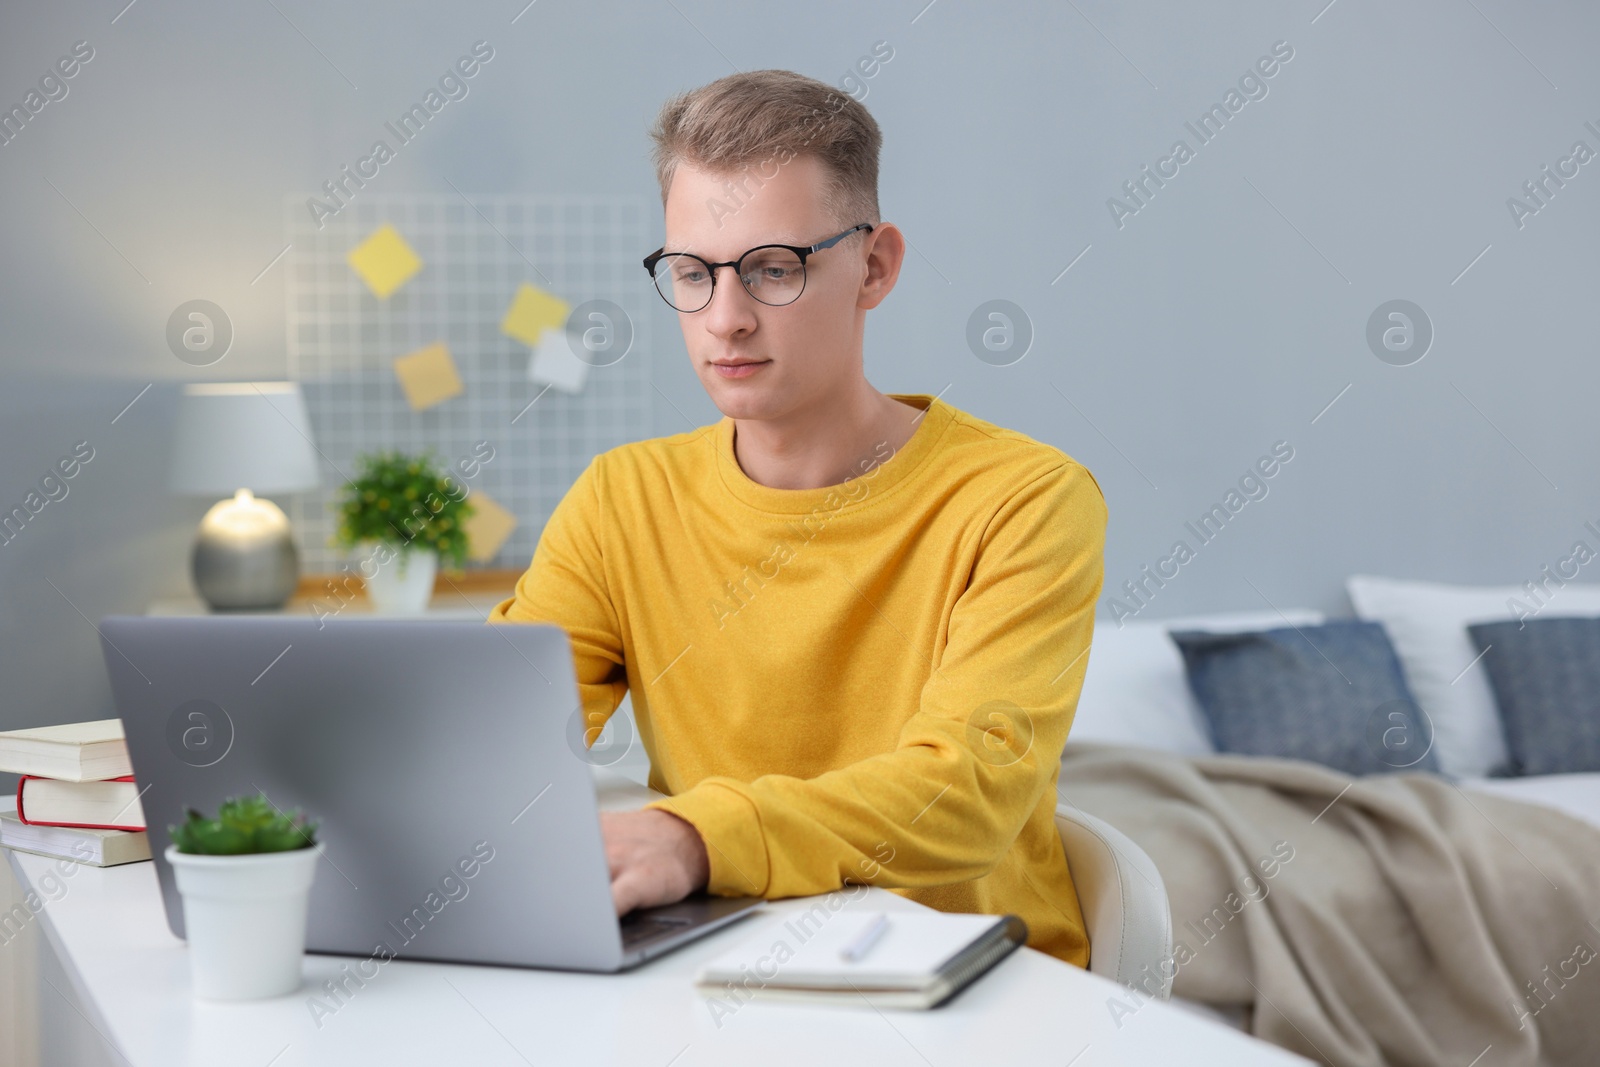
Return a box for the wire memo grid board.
[283,194,654,574]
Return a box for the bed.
[1059,581,1600,1065]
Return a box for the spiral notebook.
[695,909,1028,1009]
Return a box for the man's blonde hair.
[649,69,882,232]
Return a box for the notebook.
[695,909,1027,1009]
[0,719,131,782]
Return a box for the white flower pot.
[165,842,324,1001]
[363,547,438,615]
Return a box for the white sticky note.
[527,326,589,394]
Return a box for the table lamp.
[168,382,321,611]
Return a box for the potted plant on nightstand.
[165,793,323,1001]
[333,449,474,615]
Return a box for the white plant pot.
[363,547,438,615]
[165,842,324,1001]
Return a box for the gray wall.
[2,0,1597,777]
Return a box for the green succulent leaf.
[168,792,320,855]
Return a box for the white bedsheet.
[1458,771,1600,830]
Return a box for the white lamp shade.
[169,382,321,496]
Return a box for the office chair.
[1054,803,1174,998]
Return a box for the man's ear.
[856,222,905,311]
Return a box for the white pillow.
[1346,574,1600,778]
[1068,608,1326,757]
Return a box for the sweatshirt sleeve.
[486,457,627,734]
[646,461,1108,898]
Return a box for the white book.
[695,909,1027,1010]
[18,776,144,830]
[0,809,150,867]
[0,719,131,782]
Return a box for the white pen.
[839,913,889,962]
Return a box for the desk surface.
[4,770,1309,1066]
[147,568,521,620]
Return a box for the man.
[489,69,1107,968]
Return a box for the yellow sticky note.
[463,490,517,562]
[392,341,463,411]
[347,223,423,299]
[500,282,570,347]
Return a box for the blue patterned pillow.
[1465,617,1600,776]
[1169,621,1438,776]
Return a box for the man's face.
[661,155,870,422]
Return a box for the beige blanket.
[1058,742,1600,1067]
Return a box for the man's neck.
[731,386,923,491]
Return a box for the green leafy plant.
[169,793,319,855]
[332,449,474,568]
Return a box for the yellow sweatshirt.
[488,393,1107,967]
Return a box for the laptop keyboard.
[620,912,696,948]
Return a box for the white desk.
[3,770,1310,1066]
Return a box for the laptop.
[98,615,763,972]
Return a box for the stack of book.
[0,719,150,866]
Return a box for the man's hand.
[599,808,711,916]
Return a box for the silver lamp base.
[191,490,300,612]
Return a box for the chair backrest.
[1054,803,1174,998]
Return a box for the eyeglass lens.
[651,247,805,312]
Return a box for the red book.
[16,774,145,831]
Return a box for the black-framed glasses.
[642,223,874,313]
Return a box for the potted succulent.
[333,450,474,614]
[165,793,323,1001]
